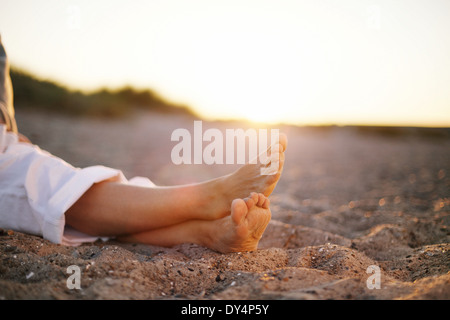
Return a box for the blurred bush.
[10,68,196,118]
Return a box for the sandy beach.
[0,109,449,300]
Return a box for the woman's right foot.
[199,133,287,220]
[223,132,287,197]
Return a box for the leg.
[65,178,229,237]
[117,192,272,253]
[65,134,287,237]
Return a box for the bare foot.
[203,192,271,253]
[223,137,286,197]
[202,133,286,220]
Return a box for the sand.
[0,109,449,300]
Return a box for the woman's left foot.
[201,192,271,253]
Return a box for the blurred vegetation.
[10,68,196,118]
[354,125,450,140]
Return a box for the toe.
[279,133,287,152]
[243,196,254,210]
[262,197,270,209]
[256,193,266,207]
[230,198,248,225]
[270,143,281,155]
[245,193,258,209]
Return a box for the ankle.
[189,219,215,249]
[198,177,230,219]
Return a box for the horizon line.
[11,65,450,129]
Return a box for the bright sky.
[1,0,449,126]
